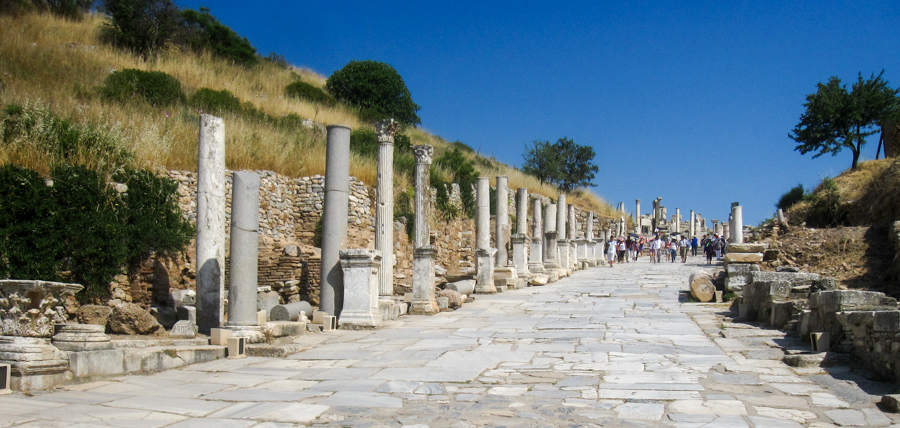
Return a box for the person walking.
[606,237,617,267]
[669,238,678,263]
[704,236,715,264]
[713,234,724,260]
[679,236,690,262]
[691,236,699,257]
[654,235,663,263]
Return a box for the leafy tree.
[790,72,900,169]
[776,184,805,211]
[522,137,598,192]
[180,8,258,67]
[99,0,181,61]
[326,60,421,126]
[0,165,62,281]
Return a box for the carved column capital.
[375,119,401,143]
[413,144,434,165]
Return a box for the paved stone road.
[2,258,898,427]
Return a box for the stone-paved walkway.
[2,258,898,427]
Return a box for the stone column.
[474,177,496,293]
[675,208,681,233]
[712,219,719,236]
[375,119,400,299]
[723,222,731,241]
[196,114,226,334]
[512,188,529,277]
[690,210,695,237]
[528,198,544,274]
[556,195,568,276]
[411,145,439,314]
[226,171,261,339]
[635,199,641,234]
[338,249,382,328]
[586,212,597,266]
[732,203,743,243]
[568,205,577,271]
[495,176,509,266]
[320,125,351,317]
[543,203,559,281]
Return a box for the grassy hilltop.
[0,12,616,217]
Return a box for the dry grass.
[0,12,612,215]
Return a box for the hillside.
[0,12,615,218]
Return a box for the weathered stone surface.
[108,303,162,335]
[446,280,475,295]
[724,253,764,263]
[0,280,82,337]
[727,243,766,253]
[529,274,549,286]
[76,305,113,327]
[880,394,900,413]
[436,289,461,309]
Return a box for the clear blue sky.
[176,0,900,227]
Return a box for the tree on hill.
[790,71,900,170]
[325,60,421,126]
[180,8,258,67]
[99,0,181,61]
[522,137,598,192]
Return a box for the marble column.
[690,210,695,237]
[528,198,544,274]
[568,204,577,271]
[338,249,382,327]
[675,208,681,233]
[512,188,529,277]
[226,171,261,339]
[411,145,439,314]
[495,176,509,266]
[375,119,400,299]
[723,222,731,241]
[543,203,559,281]
[732,203,743,243]
[556,195,568,276]
[196,114,226,334]
[474,177,496,293]
[635,199,641,234]
[320,125,351,317]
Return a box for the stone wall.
[842,310,900,382]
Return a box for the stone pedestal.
[196,114,227,334]
[544,231,559,282]
[576,239,589,269]
[338,249,382,329]
[511,234,530,278]
[528,198,544,274]
[411,246,439,315]
[0,336,69,391]
[321,125,351,317]
[587,240,598,266]
[226,171,261,341]
[475,248,497,294]
[558,239,570,276]
[494,266,521,290]
[52,324,112,352]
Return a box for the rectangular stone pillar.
[475,177,496,293]
[226,171,262,341]
[375,120,399,299]
[690,209,695,237]
[635,199,641,234]
[411,145,439,313]
[320,125,351,317]
[732,202,743,243]
[512,188,529,277]
[338,249,381,328]
[528,198,544,274]
[495,176,509,266]
[196,114,226,334]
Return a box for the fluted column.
[196,114,226,334]
[411,145,438,314]
[375,119,399,299]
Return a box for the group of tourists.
[603,233,728,267]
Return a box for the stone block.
[312,310,328,324]
[169,289,196,307]
[529,274,549,286]
[109,303,162,335]
[210,328,232,346]
[257,310,267,326]
[769,301,794,329]
[435,297,450,310]
[321,315,336,331]
[177,305,197,323]
[446,280,475,295]
[727,243,767,253]
[811,332,830,352]
[150,306,178,329]
[874,311,900,332]
[724,253,763,263]
[169,320,198,338]
[66,349,125,378]
[715,291,723,303]
[751,271,821,288]
[227,337,246,359]
[727,263,761,275]
[257,291,281,318]
[0,364,9,395]
[810,290,894,313]
[264,321,306,338]
[75,305,112,327]
[379,301,400,321]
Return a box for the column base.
[475,249,496,294]
[225,325,265,343]
[410,299,440,315]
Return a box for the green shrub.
[264,52,290,70]
[284,81,335,106]
[99,0,181,61]
[51,165,128,300]
[326,60,421,126]
[1,103,133,175]
[430,166,457,220]
[776,184,805,211]
[0,165,62,281]
[436,148,478,218]
[806,177,846,227]
[358,107,389,124]
[180,8,258,67]
[189,87,242,115]
[113,169,194,272]
[349,128,378,158]
[99,68,186,107]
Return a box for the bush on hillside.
[180,8,258,67]
[0,165,63,281]
[264,52,290,70]
[189,88,242,115]
[804,178,847,227]
[776,184,805,211]
[326,60,421,126]
[99,0,181,60]
[284,81,335,107]
[349,128,378,158]
[1,103,133,175]
[436,148,478,218]
[99,68,186,107]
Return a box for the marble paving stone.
[104,395,232,417]
[614,402,665,420]
[208,402,330,423]
[318,391,403,408]
[754,406,818,423]
[167,418,257,428]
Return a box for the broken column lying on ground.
[731,202,744,244]
[411,145,439,314]
[556,194,569,277]
[375,119,399,303]
[196,114,226,334]
[225,171,263,342]
[512,188,530,278]
[528,198,545,274]
[320,125,351,317]
[544,202,560,282]
[474,177,496,294]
